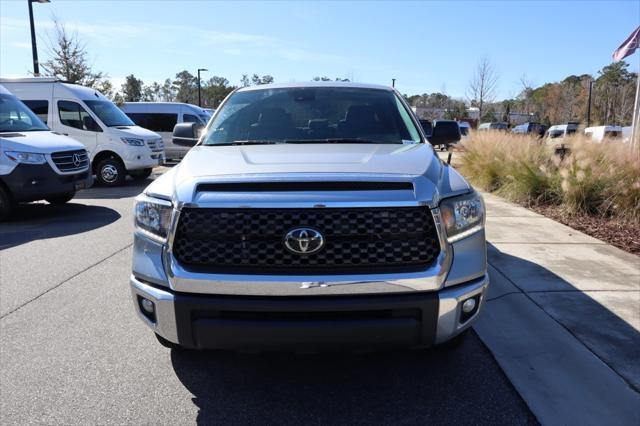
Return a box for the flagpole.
[632,69,640,155]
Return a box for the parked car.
[418,119,433,137]
[622,126,632,144]
[0,85,93,221]
[478,122,508,131]
[511,122,546,138]
[0,78,164,186]
[130,82,488,351]
[583,125,623,142]
[457,121,471,140]
[120,102,211,160]
[546,123,579,140]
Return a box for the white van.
[546,123,579,140]
[478,122,508,131]
[584,125,623,142]
[0,78,164,186]
[0,85,93,220]
[120,102,210,160]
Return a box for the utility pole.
[391,78,396,88]
[197,68,208,107]
[28,0,50,76]
[586,80,594,127]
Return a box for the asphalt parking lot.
[0,169,538,425]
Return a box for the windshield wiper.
[211,140,284,146]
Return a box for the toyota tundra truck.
[130,82,488,351]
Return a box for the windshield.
[0,94,49,132]
[84,100,135,127]
[202,87,422,145]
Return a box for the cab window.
[58,100,102,132]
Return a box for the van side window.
[183,114,199,123]
[58,100,102,132]
[125,113,177,132]
[23,100,48,124]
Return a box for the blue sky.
[1,0,638,99]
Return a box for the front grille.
[147,138,164,152]
[50,150,89,173]
[173,207,441,275]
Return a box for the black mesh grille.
[51,150,89,172]
[173,207,441,275]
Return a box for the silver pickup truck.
[130,82,488,351]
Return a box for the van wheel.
[96,158,126,187]
[130,168,152,180]
[0,186,15,222]
[155,333,183,350]
[45,191,75,205]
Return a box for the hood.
[110,125,160,140]
[144,143,472,206]
[0,131,86,154]
[180,143,435,177]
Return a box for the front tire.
[95,157,126,187]
[0,185,15,222]
[130,168,152,180]
[45,191,75,205]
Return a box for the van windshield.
[202,87,422,145]
[84,100,135,127]
[0,94,49,132]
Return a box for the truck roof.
[0,77,109,101]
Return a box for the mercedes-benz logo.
[284,228,324,254]
[72,153,82,167]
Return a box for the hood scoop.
[0,133,25,138]
[196,181,414,193]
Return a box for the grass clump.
[458,131,639,222]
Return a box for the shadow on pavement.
[487,243,640,393]
[74,179,149,200]
[170,331,537,425]
[0,202,120,250]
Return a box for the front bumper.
[130,273,488,350]
[2,163,93,202]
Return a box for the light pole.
[197,68,208,107]
[27,0,50,76]
[392,78,396,88]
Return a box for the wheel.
[0,185,15,222]
[95,157,126,187]
[155,333,183,350]
[45,191,75,205]
[129,168,152,180]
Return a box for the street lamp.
[27,0,50,77]
[197,68,208,107]
[392,78,396,88]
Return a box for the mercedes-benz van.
[120,102,211,160]
[0,78,164,186]
[0,85,92,221]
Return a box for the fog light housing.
[462,298,476,313]
[138,296,156,323]
[460,295,481,323]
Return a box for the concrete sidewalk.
[474,192,640,425]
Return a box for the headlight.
[121,137,145,146]
[4,151,47,165]
[134,195,173,242]
[439,192,485,243]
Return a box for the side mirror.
[172,122,203,147]
[429,121,461,146]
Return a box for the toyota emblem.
[284,228,324,254]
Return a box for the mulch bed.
[528,204,640,255]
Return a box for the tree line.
[39,19,636,125]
